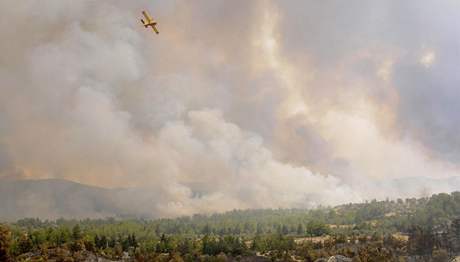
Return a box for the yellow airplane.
[141,10,159,34]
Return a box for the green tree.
[130,233,138,248]
[296,223,305,235]
[72,224,82,241]
[202,235,218,255]
[251,235,266,252]
[307,220,329,236]
[53,227,70,247]
[30,230,46,249]
[177,238,194,255]
[156,234,174,253]
[449,217,460,252]
[408,226,434,255]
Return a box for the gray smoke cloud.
[1,0,460,218]
[274,0,460,166]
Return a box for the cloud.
[1,0,459,217]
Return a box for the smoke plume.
[1,0,460,217]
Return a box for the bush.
[0,225,12,261]
[432,249,449,262]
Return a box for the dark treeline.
[2,192,460,261]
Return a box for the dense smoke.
[1,0,459,217]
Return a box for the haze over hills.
[0,179,156,221]
[2,177,460,221]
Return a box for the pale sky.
[1,0,460,216]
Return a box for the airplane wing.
[142,11,153,23]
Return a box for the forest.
[2,192,460,261]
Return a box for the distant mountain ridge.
[0,178,153,221]
[1,176,460,221]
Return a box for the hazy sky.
[1,0,460,217]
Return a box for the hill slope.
[0,179,153,220]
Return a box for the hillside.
[0,179,156,221]
[3,192,460,261]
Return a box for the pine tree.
[202,224,211,235]
[72,224,82,241]
[94,235,101,249]
[101,235,108,249]
[281,225,289,235]
[408,226,435,255]
[131,233,138,248]
[297,223,305,235]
